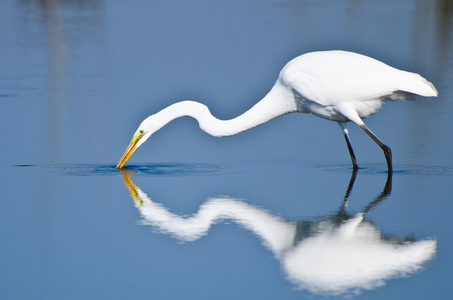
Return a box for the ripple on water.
[17,163,451,177]
[317,164,452,176]
[16,163,225,177]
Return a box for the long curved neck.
[153,81,297,137]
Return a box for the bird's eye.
[139,130,144,135]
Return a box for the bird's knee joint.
[382,145,392,156]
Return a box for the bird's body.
[116,50,437,171]
[282,51,436,123]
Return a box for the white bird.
[116,50,438,171]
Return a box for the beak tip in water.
[117,134,140,170]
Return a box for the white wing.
[279,51,437,107]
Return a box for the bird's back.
[279,51,437,108]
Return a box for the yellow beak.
[116,132,142,169]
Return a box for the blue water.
[1,0,452,299]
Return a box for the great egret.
[116,50,438,171]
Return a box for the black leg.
[338,123,359,170]
[359,124,393,173]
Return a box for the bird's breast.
[298,100,348,122]
[296,97,386,122]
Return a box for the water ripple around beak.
[16,163,225,177]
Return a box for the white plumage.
[117,50,438,171]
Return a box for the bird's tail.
[397,71,438,98]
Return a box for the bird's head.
[116,116,158,169]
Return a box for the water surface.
[1,0,452,299]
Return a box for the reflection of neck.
[153,81,297,137]
[132,185,296,255]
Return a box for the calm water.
[1,0,452,299]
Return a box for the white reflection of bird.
[121,175,436,296]
[116,50,438,171]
